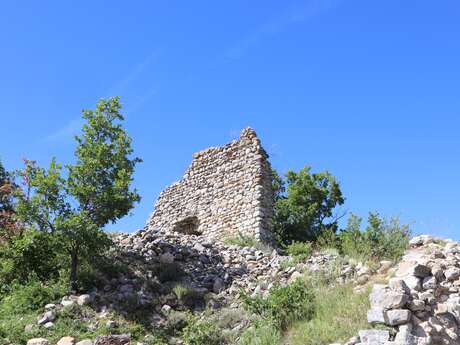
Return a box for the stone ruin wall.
[145,128,274,242]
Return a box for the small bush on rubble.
[340,212,411,262]
[285,241,312,262]
[182,315,223,345]
[241,278,315,331]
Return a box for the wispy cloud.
[105,50,159,98]
[224,0,341,60]
[124,87,158,116]
[44,118,83,143]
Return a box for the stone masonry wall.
[145,128,274,242]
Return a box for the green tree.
[15,97,141,290]
[67,98,141,227]
[273,166,345,244]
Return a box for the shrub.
[0,278,66,315]
[182,317,223,345]
[144,333,169,345]
[0,230,63,291]
[316,227,341,250]
[241,278,315,330]
[340,213,411,262]
[173,284,204,308]
[224,232,258,248]
[285,241,312,262]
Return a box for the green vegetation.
[0,98,146,343]
[272,167,410,264]
[239,268,373,345]
[224,232,259,247]
[241,279,315,331]
[173,283,204,307]
[273,166,345,245]
[14,97,141,290]
[0,278,150,344]
[238,321,282,345]
[339,213,411,262]
[224,232,271,252]
[285,241,312,262]
[0,99,413,344]
[182,316,223,345]
[283,282,370,345]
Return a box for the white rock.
[161,304,172,315]
[369,285,409,310]
[445,267,460,281]
[422,276,437,290]
[61,299,75,307]
[384,309,412,326]
[57,337,75,345]
[77,294,91,306]
[27,339,50,345]
[367,307,385,324]
[358,329,390,343]
[44,303,56,310]
[43,322,54,329]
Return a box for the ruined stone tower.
[145,127,274,242]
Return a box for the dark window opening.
[172,216,201,235]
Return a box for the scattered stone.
[445,267,460,281]
[43,322,54,329]
[77,294,91,306]
[352,236,460,345]
[38,310,55,325]
[106,320,117,329]
[57,337,75,345]
[384,309,412,326]
[61,299,75,308]
[422,276,436,290]
[27,339,50,345]
[161,304,172,315]
[94,334,130,345]
[358,329,390,343]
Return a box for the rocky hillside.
[20,233,460,345]
[346,235,460,345]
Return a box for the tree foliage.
[273,166,345,244]
[13,97,141,290]
[67,98,141,227]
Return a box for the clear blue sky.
[1,1,459,239]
